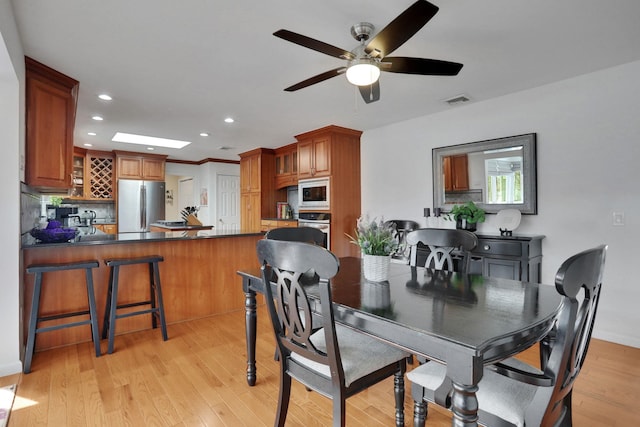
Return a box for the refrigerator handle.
[140,184,147,230]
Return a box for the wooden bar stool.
[101,255,168,354]
[24,260,101,373]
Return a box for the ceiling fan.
[274,0,463,104]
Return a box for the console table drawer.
[475,240,522,257]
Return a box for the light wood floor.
[2,307,639,426]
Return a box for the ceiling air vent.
[445,94,471,106]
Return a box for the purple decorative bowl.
[30,227,79,243]
[46,220,62,229]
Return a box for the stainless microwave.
[298,177,330,210]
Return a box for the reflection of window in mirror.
[482,146,524,204]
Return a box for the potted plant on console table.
[347,216,398,282]
[447,201,486,232]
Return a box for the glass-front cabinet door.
[71,150,85,198]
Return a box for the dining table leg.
[242,278,257,386]
[449,381,479,426]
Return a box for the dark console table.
[417,233,544,282]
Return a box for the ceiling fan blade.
[365,0,439,58]
[284,67,347,92]
[274,29,355,60]
[358,81,380,104]
[381,57,463,75]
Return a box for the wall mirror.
[433,133,537,214]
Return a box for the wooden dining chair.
[265,226,325,246]
[405,228,478,365]
[406,228,478,272]
[256,239,408,427]
[384,220,420,263]
[407,244,608,427]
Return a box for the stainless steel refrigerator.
[118,180,165,232]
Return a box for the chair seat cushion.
[291,325,408,387]
[407,358,541,427]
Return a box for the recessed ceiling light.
[200,132,209,137]
[92,115,104,121]
[98,94,112,101]
[112,132,192,149]
[87,132,97,136]
[147,147,155,151]
[224,117,234,123]
[83,143,93,147]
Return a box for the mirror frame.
[432,133,537,214]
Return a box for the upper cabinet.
[25,57,79,192]
[86,151,115,200]
[297,134,331,179]
[115,151,167,181]
[274,143,298,189]
[70,148,86,199]
[69,149,115,200]
[443,154,469,191]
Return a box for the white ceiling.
[10,0,640,162]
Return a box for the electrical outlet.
[612,211,625,226]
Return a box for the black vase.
[456,218,477,232]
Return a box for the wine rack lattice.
[89,156,114,199]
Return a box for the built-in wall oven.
[298,177,330,210]
[298,212,331,250]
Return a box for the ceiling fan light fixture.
[346,59,380,86]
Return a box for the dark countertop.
[150,222,214,230]
[92,218,117,225]
[22,228,264,249]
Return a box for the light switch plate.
[612,211,625,226]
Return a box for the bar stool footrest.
[37,319,93,334]
[115,308,160,320]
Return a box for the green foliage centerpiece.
[347,216,397,282]
[446,201,485,231]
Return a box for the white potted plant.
[347,216,398,282]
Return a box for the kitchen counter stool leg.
[24,260,101,373]
[102,256,168,354]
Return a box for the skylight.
[112,132,192,149]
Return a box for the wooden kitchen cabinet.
[274,143,298,189]
[239,148,277,230]
[86,151,114,200]
[443,154,469,191]
[260,219,298,232]
[295,125,363,257]
[25,56,79,192]
[70,148,86,199]
[69,149,115,200]
[297,135,330,179]
[115,151,166,181]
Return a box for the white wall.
[0,0,25,375]
[362,60,640,348]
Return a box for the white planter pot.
[363,254,391,282]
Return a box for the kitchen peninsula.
[22,229,263,351]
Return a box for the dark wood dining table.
[237,257,563,427]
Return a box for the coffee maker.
[54,206,80,227]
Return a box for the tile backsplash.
[20,183,116,237]
[20,183,42,235]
